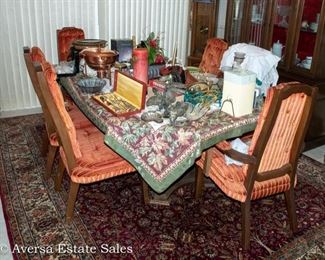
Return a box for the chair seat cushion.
[67,104,93,129]
[196,148,291,202]
[60,125,135,184]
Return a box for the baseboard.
[0,107,42,118]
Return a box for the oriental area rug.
[0,114,324,259]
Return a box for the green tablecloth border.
[104,121,257,193]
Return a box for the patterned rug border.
[268,222,325,259]
[0,160,16,260]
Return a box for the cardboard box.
[221,70,256,117]
[93,72,147,117]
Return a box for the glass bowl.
[77,78,106,93]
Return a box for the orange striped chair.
[195,82,317,249]
[23,46,91,179]
[36,61,135,222]
[186,38,228,84]
[199,38,228,75]
[57,27,85,62]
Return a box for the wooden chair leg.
[142,180,150,205]
[41,133,49,156]
[284,187,298,233]
[195,166,205,199]
[241,200,251,250]
[66,181,80,223]
[55,159,65,191]
[45,145,58,180]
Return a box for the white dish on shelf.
[303,63,311,69]
[310,22,318,32]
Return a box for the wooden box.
[93,71,147,116]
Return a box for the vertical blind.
[0,0,190,116]
[98,0,190,67]
[0,0,99,116]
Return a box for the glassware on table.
[232,52,246,70]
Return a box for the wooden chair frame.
[196,83,317,249]
[23,47,58,178]
[35,62,135,222]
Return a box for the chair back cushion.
[23,46,57,138]
[57,27,85,62]
[40,62,82,165]
[249,82,316,173]
[199,38,228,74]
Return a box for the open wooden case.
[93,71,147,116]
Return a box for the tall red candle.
[133,48,148,84]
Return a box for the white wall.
[0,0,99,117]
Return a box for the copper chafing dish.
[80,47,118,79]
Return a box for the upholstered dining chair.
[57,27,85,62]
[23,46,91,179]
[36,61,136,222]
[195,82,317,249]
[186,38,228,84]
[199,38,228,75]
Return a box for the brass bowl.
[72,39,107,51]
[80,47,118,78]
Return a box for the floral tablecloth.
[60,76,258,193]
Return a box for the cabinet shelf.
[300,29,317,34]
[224,0,325,148]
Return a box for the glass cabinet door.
[225,0,245,45]
[225,0,272,47]
[294,0,323,71]
[246,0,269,46]
[270,0,294,66]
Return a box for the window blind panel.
[0,0,99,115]
[98,0,190,65]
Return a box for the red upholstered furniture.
[36,62,135,222]
[195,82,317,249]
[186,38,228,84]
[23,46,92,178]
[199,38,228,75]
[57,27,85,62]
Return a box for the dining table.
[59,74,259,194]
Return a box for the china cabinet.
[187,0,218,66]
[225,0,325,149]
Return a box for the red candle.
[133,48,148,84]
